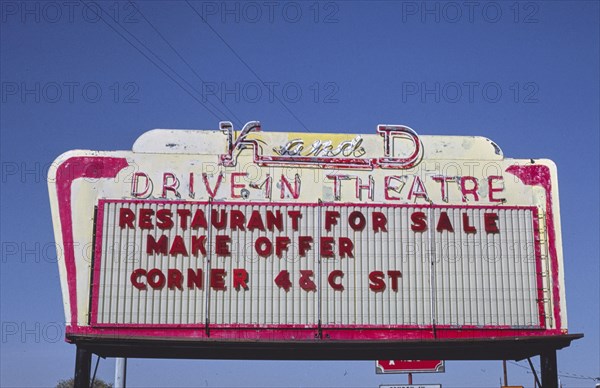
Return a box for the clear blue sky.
[1,1,598,387]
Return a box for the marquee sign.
[48,121,567,343]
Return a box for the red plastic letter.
[247,210,265,231]
[275,236,291,258]
[339,237,354,258]
[230,210,246,231]
[369,271,386,292]
[411,211,427,232]
[387,270,402,291]
[255,236,272,257]
[190,209,207,229]
[211,209,227,229]
[298,236,313,257]
[147,268,165,289]
[348,211,366,231]
[266,210,283,232]
[191,235,207,257]
[210,268,226,290]
[233,268,249,290]
[187,268,203,289]
[436,211,454,233]
[288,210,302,231]
[130,269,147,290]
[169,235,189,257]
[177,209,191,229]
[462,213,476,233]
[119,207,135,228]
[274,270,292,291]
[299,270,316,291]
[372,212,388,233]
[215,235,231,256]
[167,268,183,290]
[156,209,173,230]
[320,237,335,257]
[146,235,168,255]
[325,210,340,231]
[484,213,500,234]
[139,208,154,229]
[328,270,344,291]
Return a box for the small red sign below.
[376,360,445,374]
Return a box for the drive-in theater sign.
[49,121,580,386]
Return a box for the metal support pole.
[503,360,508,386]
[541,350,558,388]
[74,346,92,388]
[408,373,413,384]
[115,358,127,388]
[527,357,542,388]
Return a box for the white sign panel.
[93,201,541,330]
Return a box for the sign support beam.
[115,358,127,388]
[527,357,542,388]
[541,350,558,388]
[74,346,92,388]
[70,334,581,361]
